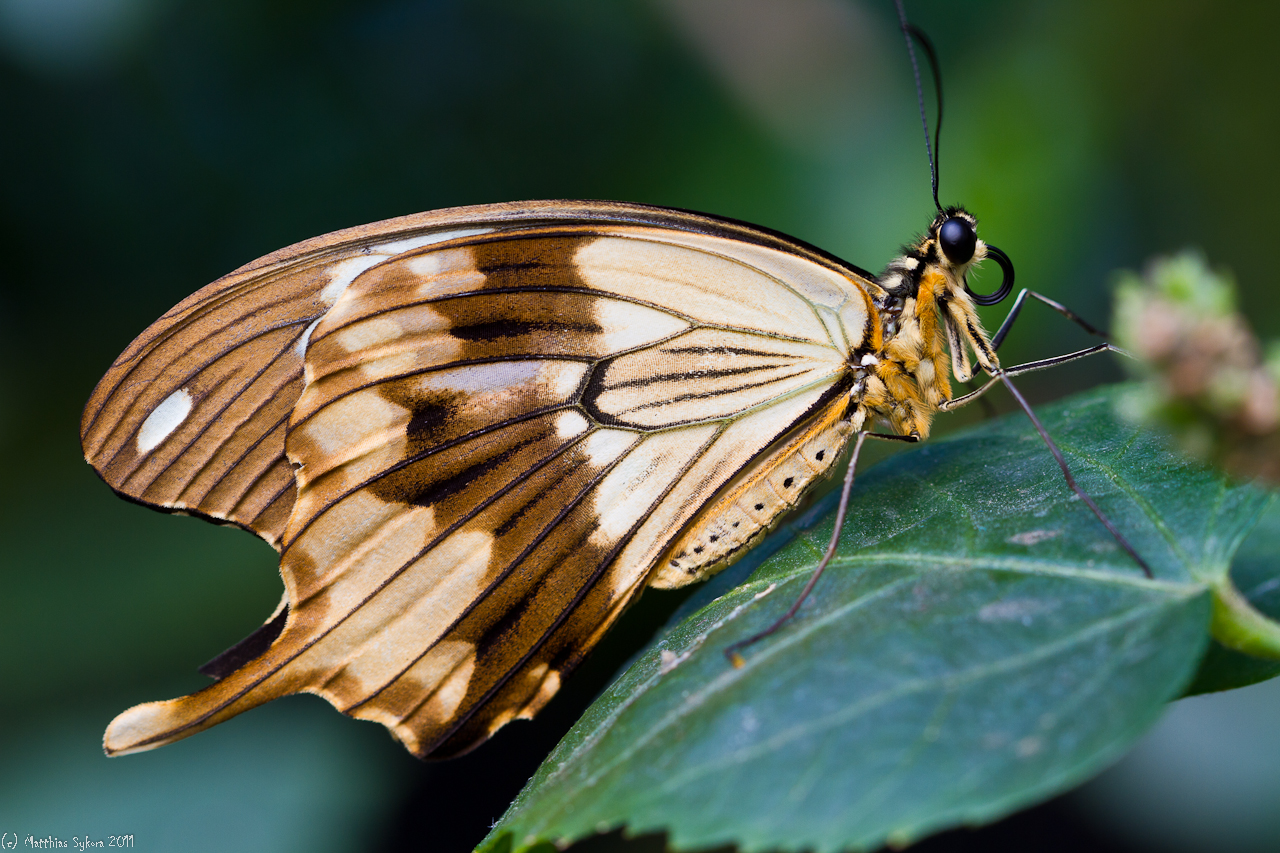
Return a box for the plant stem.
[1210,577,1280,660]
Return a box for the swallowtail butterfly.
[84,198,1095,758]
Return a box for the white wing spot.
[136,388,193,454]
[551,362,586,398]
[555,410,590,439]
[296,317,323,358]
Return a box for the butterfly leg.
[990,288,1108,350]
[961,287,1122,410]
[941,343,1128,412]
[961,379,1000,419]
[725,429,918,667]
[997,373,1154,578]
[941,343,1155,578]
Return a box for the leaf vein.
[651,597,1175,796]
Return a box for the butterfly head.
[878,206,1014,308]
[922,206,1015,307]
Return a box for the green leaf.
[483,386,1277,853]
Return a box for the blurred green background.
[2,0,1279,850]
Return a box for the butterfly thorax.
[656,209,1004,588]
[856,207,1001,440]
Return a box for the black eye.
[939,217,977,265]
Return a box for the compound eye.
[939,217,977,265]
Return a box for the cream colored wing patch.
[102,227,855,758]
[586,328,844,428]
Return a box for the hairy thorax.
[858,269,956,440]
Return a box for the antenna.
[893,0,943,212]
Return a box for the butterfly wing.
[98,205,878,757]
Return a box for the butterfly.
[83,0,1154,759]
[83,197,1088,758]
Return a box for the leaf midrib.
[518,570,1196,835]
[641,596,1181,802]
[738,553,1195,595]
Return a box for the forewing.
[80,199,877,549]
[102,226,855,757]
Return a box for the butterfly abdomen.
[652,405,853,588]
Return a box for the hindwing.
[97,203,877,757]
